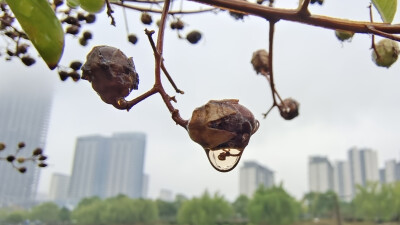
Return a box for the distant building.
[383,160,400,184]
[159,189,174,202]
[308,156,334,193]
[239,161,274,197]
[348,148,379,198]
[49,173,70,206]
[379,168,386,184]
[68,132,147,206]
[333,161,352,201]
[0,74,53,208]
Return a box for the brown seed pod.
[81,46,139,109]
[251,49,269,74]
[186,30,202,44]
[279,98,299,120]
[187,99,259,172]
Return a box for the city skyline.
[308,147,400,201]
[66,132,147,206]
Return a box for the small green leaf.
[372,0,397,23]
[5,0,65,69]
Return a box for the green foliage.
[232,194,249,219]
[72,195,158,225]
[177,191,234,225]
[353,182,397,222]
[303,191,336,218]
[58,207,71,223]
[4,0,64,69]
[156,199,179,223]
[29,202,60,224]
[4,211,26,224]
[372,0,397,23]
[247,185,300,225]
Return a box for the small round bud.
[38,155,47,161]
[85,14,96,24]
[186,30,202,44]
[66,25,80,35]
[82,46,140,108]
[54,0,64,7]
[79,37,88,46]
[0,142,6,150]
[229,11,245,20]
[21,56,36,66]
[372,39,399,68]
[18,142,25,148]
[38,163,48,168]
[63,16,79,25]
[140,12,153,25]
[70,61,83,70]
[188,99,259,172]
[77,13,86,21]
[33,148,43,156]
[128,34,138,45]
[251,49,269,74]
[58,71,69,81]
[170,19,184,30]
[68,71,81,81]
[17,157,25,163]
[6,155,15,162]
[279,98,299,120]
[335,29,354,42]
[83,31,93,40]
[18,167,27,173]
[17,44,29,55]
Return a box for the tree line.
[1,182,400,225]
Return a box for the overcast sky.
[2,0,400,201]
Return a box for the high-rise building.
[379,168,386,184]
[239,161,274,197]
[49,173,70,206]
[333,161,352,201]
[104,133,146,199]
[384,160,398,183]
[348,147,379,198]
[308,156,334,193]
[0,75,53,207]
[68,132,146,205]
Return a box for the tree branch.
[188,0,400,40]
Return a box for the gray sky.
[2,0,400,201]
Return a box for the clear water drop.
[205,148,243,172]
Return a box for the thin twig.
[297,0,311,17]
[267,20,278,106]
[368,4,379,60]
[112,2,217,15]
[105,0,116,26]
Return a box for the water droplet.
[204,148,243,172]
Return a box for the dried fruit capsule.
[335,29,354,42]
[63,16,79,25]
[128,34,138,45]
[279,98,299,120]
[79,37,88,46]
[17,157,25,163]
[38,155,47,161]
[186,30,202,44]
[372,39,399,68]
[170,19,184,30]
[69,71,81,81]
[251,49,269,74]
[17,44,29,55]
[38,163,48,167]
[187,99,259,172]
[140,12,153,25]
[82,45,139,109]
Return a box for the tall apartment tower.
[333,161,352,201]
[49,173,70,206]
[68,132,146,205]
[308,156,334,193]
[0,75,53,207]
[239,161,275,197]
[348,147,379,198]
[384,160,398,183]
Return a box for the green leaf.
[372,0,397,23]
[5,0,65,69]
